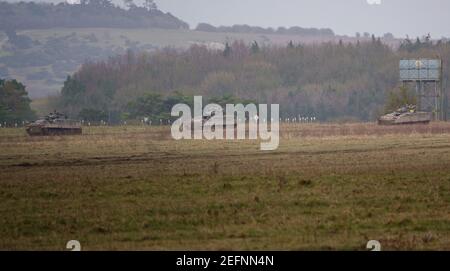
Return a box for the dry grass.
[0,123,450,250]
[280,122,450,138]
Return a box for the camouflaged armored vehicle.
[26,111,82,136]
[378,105,431,125]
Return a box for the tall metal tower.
[400,59,444,121]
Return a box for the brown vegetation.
[0,123,449,250]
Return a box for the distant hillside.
[2,27,376,99]
[196,23,335,37]
[0,1,404,102]
[0,1,189,30]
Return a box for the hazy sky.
[8,0,450,38]
[155,0,450,38]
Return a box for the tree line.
[57,36,450,123]
[195,23,334,37]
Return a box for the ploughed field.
[0,123,450,250]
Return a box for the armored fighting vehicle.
[26,111,82,136]
[378,105,431,125]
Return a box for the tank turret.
[378,105,431,125]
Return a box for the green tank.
[26,111,82,136]
[378,105,431,125]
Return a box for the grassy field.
[0,123,450,250]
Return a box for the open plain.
[1,123,450,250]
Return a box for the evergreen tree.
[251,41,260,54]
[223,42,232,57]
[287,40,294,49]
[0,79,35,123]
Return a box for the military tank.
[378,105,431,125]
[26,111,82,136]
